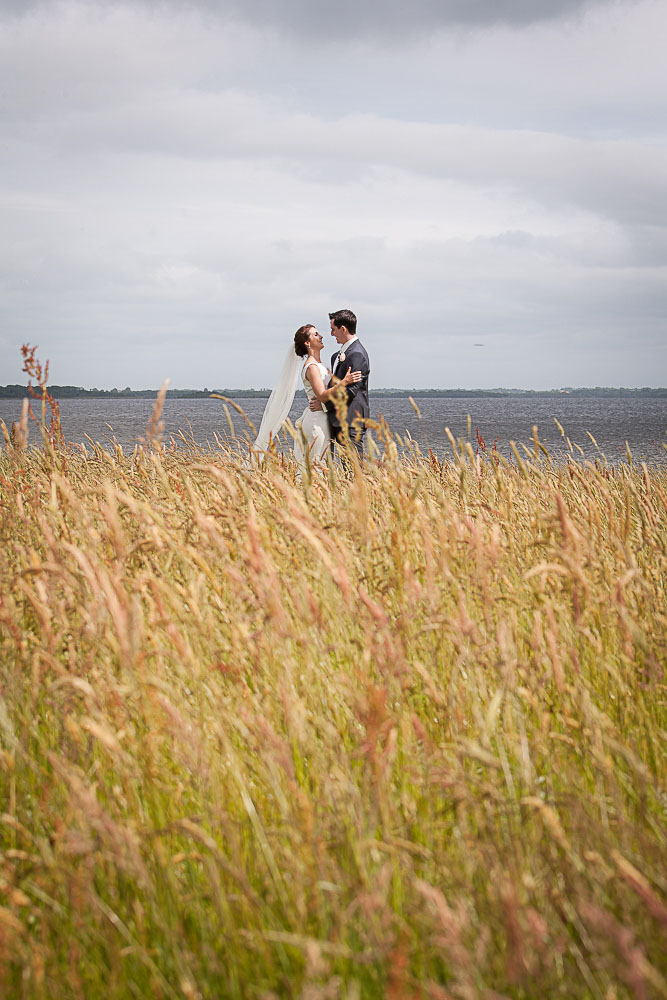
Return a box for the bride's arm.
[306,365,361,404]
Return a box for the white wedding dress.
[293,358,331,466]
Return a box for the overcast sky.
[1,0,665,389]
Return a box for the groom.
[311,308,370,456]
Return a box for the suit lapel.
[334,343,351,375]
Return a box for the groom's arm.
[343,347,369,400]
[309,350,368,410]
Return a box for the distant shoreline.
[1,385,666,400]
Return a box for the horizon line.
[2,383,667,394]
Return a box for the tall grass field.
[0,398,665,998]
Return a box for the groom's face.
[330,318,347,345]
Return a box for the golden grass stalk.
[0,419,665,998]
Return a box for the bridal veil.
[253,343,302,454]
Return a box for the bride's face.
[307,328,323,352]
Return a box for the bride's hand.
[341,367,362,387]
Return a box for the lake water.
[1,395,666,466]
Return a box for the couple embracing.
[254,309,370,466]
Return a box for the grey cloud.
[3,1,662,142]
[2,156,665,388]
[159,0,612,32]
[25,88,666,231]
[1,0,626,36]
[1,0,664,391]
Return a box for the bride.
[253,324,361,465]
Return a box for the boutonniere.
[339,352,346,363]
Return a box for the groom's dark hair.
[329,309,357,336]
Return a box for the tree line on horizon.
[0,383,666,400]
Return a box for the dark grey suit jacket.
[327,340,370,444]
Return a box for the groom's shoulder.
[349,340,370,360]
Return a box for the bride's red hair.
[294,325,316,358]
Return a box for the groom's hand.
[309,399,323,412]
